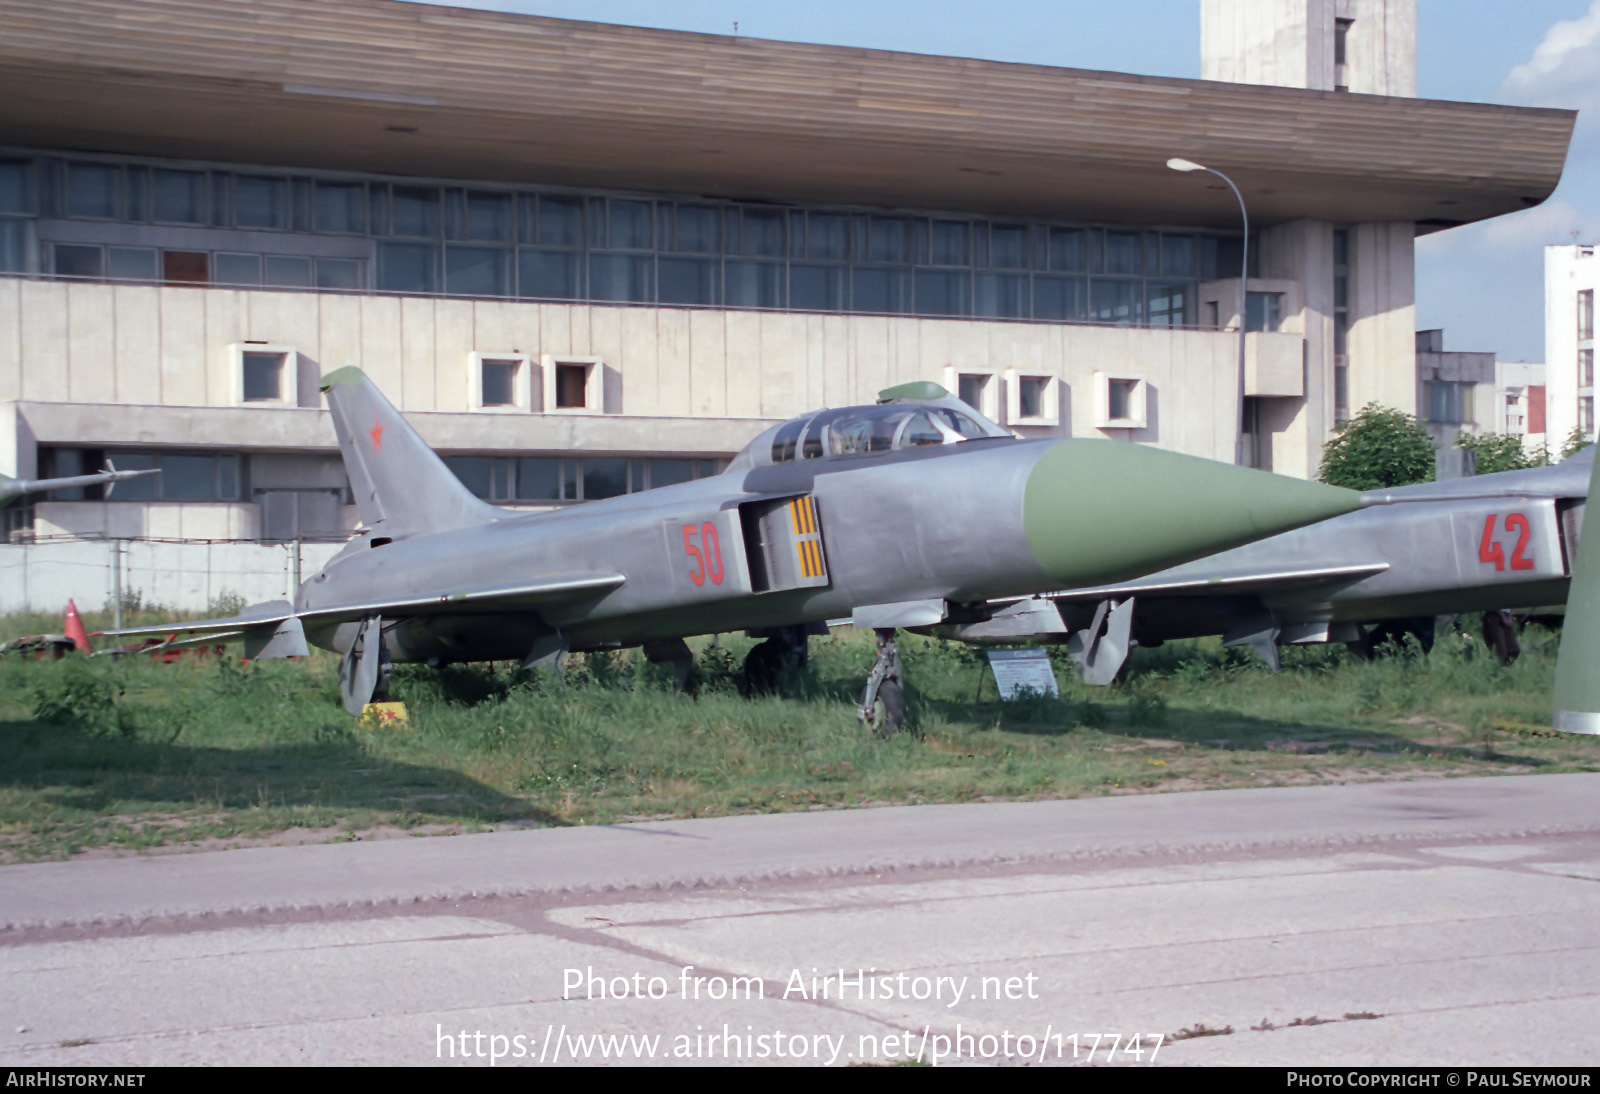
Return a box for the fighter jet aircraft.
[0,463,159,505]
[104,369,1363,719]
[930,449,1593,683]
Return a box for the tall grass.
[1,621,1595,861]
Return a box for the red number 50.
[682,522,724,586]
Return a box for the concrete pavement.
[4,775,1600,1066]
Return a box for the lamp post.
[1168,157,1249,467]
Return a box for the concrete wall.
[1,276,1252,462]
[1545,245,1599,450]
[0,539,344,615]
[1202,0,1416,95]
[1416,341,1495,450]
[1346,221,1417,414]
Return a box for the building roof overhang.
[0,0,1575,232]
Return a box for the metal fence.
[0,537,345,619]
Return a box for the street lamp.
[1168,157,1249,467]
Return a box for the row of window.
[1,150,1245,325]
[38,449,720,504]
[51,244,363,290]
[443,456,719,502]
[3,155,1231,274]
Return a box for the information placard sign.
[985,648,1060,700]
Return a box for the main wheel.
[742,639,782,695]
[871,679,906,737]
[1482,610,1521,665]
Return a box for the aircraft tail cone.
[63,598,91,652]
[1023,442,1363,588]
[1552,448,1600,733]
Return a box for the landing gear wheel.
[870,679,906,737]
[1481,610,1521,666]
[371,651,393,702]
[742,639,782,695]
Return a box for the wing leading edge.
[99,572,626,645]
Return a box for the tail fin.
[319,367,502,539]
[1552,448,1600,733]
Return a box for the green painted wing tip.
[877,381,951,403]
[318,366,368,392]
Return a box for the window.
[215,253,263,286]
[234,176,287,229]
[448,454,717,502]
[229,343,298,406]
[0,159,31,214]
[242,354,282,401]
[164,250,209,284]
[266,255,313,288]
[1333,228,1351,421]
[66,162,118,219]
[1423,380,1473,424]
[96,450,243,502]
[469,352,531,410]
[942,367,1000,422]
[53,244,102,278]
[1242,397,1268,470]
[542,355,604,414]
[107,247,157,281]
[1094,372,1148,430]
[153,169,206,224]
[1580,290,1594,342]
[1245,292,1284,333]
[1334,18,1353,92]
[13,151,1242,326]
[1005,371,1059,426]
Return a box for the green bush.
[1454,431,1550,474]
[1561,426,1594,460]
[1319,403,1436,490]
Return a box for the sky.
[445,0,1599,363]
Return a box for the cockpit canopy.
[731,381,1016,469]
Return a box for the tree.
[1317,403,1435,490]
[1453,431,1550,475]
[1561,426,1593,461]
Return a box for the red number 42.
[1479,512,1534,572]
[682,522,725,587]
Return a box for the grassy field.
[2,608,1598,863]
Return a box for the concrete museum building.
[0,0,1576,608]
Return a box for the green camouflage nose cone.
[1552,451,1600,733]
[1023,440,1362,587]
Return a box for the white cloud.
[1416,200,1600,258]
[1505,1,1600,109]
[1482,199,1600,248]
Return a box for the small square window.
[941,366,1001,422]
[556,364,586,408]
[468,352,531,411]
[1005,370,1060,426]
[541,355,605,415]
[229,343,298,406]
[482,361,515,407]
[1094,372,1148,430]
[242,353,283,401]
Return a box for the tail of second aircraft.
[319,366,503,540]
[1552,446,1600,733]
